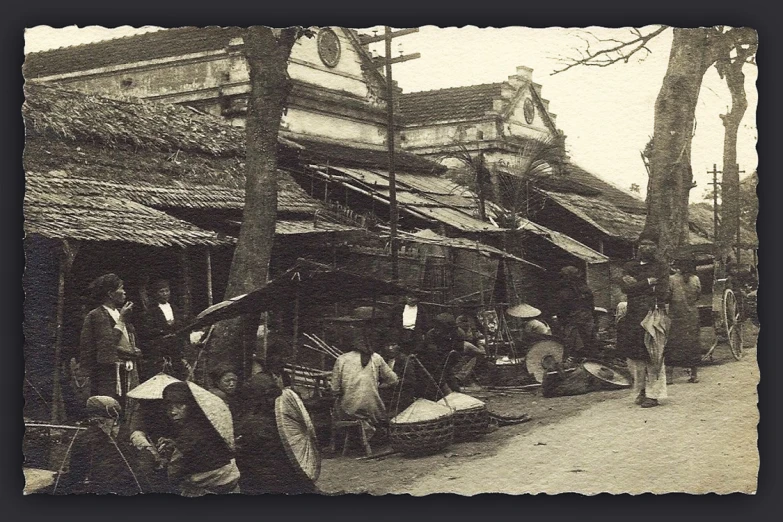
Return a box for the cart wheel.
[728,324,744,361]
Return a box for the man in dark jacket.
[140,279,187,380]
[418,313,464,395]
[390,295,429,354]
[617,238,671,408]
[79,274,141,404]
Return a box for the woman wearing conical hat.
[159,381,240,496]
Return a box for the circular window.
[317,28,341,68]
[523,98,535,124]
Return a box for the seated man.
[330,323,399,441]
[58,396,148,495]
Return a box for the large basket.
[451,406,490,441]
[389,416,454,456]
[437,392,489,442]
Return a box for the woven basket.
[437,393,489,441]
[389,399,454,456]
[450,406,490,441]
[389,416,454,456]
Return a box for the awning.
[398,229,545,270]
[309,166,505,234]
[516,219,609,264]
[178,259,416,333]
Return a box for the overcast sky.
[24,25,758,203]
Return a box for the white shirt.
[158,302,175,324]
[104,305,130,342]
[402,304,418,330]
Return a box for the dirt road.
[319,343,759,495]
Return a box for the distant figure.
[418,313,466,394]
[391,295,429,353]
[208,364,242,419]
[79,274,141,406]
[380,344,438,417]
[617,238,671,408]
[554,266,597,361]
[140,279,188,380]
[57,396,146,495]
[667,256,703,384]
[331,322,399,441]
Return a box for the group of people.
[76,274,189,413]
[63,272,315,495]
[328,297,492,448]
[616,237,704,408]
[61,337,314,496]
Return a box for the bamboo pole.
[180,248,192,319]
[206,248,213,306]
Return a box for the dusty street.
[319,331,759,495]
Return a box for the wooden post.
[206,248,214,306]
[52,239,77,423]
[180,249,192,319]
[51,246,66,424]
[292,286,300,364]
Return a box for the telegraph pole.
[708,163,746,264]
[708,164,721,245]
[363,27,420,281]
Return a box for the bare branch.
[551,25,669,75]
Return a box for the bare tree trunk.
[208,27,299,374]
[642,29,714,260]
[717,51,751,260]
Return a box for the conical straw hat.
[276,388,321,483]
[506,303,542,319]
[127,373,181,400]
[525,339,564,383]
[186,381,235,451]
[583,362,631,388]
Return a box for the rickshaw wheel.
[728,324,744,361]
[723,289,740,338]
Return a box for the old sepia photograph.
[21,24,759,496]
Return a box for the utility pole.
[708,164,722,247]
[363,27,420,281]
[708,163,746,264]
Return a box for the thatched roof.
[23,84,318,214]
[24,82,250,157]
[689,202,758,247]
[25,173,232,248]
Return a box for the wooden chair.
[329,405,372,457]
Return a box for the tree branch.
[551,26,669,75]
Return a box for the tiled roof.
[399,83,504,125]
[24,172,319,215]
[290,136,445,175]
[24,27,244,78]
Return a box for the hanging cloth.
[641,307,671,370]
